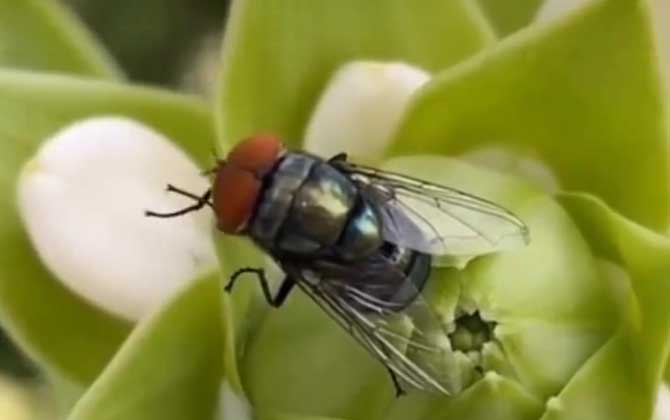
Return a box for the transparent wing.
[296,275,456,395]
[335,161,530,258]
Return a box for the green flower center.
[448,311,496,353]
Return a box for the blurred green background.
[67,0,228,87]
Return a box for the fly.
[145,135,530,396]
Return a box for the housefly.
[146,135,530,396]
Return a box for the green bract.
[0,1,667,420]
[390,0,669,232]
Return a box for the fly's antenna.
[145,184,213,218]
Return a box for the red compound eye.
[227,134,284,176]
[212,134,285,234]
[213,165,261,233]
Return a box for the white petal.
[304,61,430,161]
[654,383,670,420]
[216,381,251,420]
[17,117,218,321]
[0,375,33,420]
[534,0,594,23]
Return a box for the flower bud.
[655,384,670,420]
[17,117,218,321]
[304,61,430,161]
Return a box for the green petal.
[428,374,543,420]
[216,0,495,149]
[549,192,670,419]
[258,414,349,420]
[67,275,224,420]
[463,196,619,397]
[381,157,619,397]
[391,0,669,232]
[385,374,543,420]
[476,0,543,36]
[0,70,216,384]
[0,0,121,78]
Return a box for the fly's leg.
[225,267,295,308]
[145,185,212,218]
[328,152,348,163]
[386,368,406,397]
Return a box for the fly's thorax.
[250,152,359,254]
[213,135,285,234]
[279,160,358,253]
[250,153,315,246]
[250,152,385,260]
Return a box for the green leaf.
[67,276,224,420]
[0,0,121,78]
[217,0,495,149]
[476,0,543,36]
[391,0,669,232]
[0,69,217,384]
[549,192,670,420]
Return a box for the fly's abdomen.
[313,245,432,314]
[376,246,432,311]
[392,251,431,308]
[335,199,383,260]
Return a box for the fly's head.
[212,135,285,234]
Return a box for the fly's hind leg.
[328,152,348,163]
[386,368,406,397]
[225,267,295,308]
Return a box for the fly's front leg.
[145,185,212,218]
[225,267,295,308]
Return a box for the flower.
[0,1,668,420]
